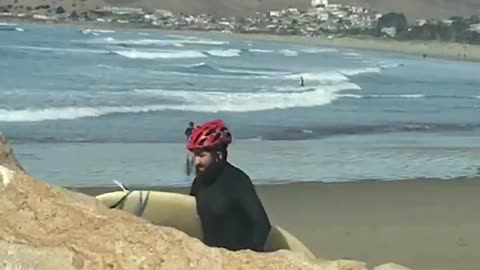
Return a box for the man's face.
[193,150,215,175]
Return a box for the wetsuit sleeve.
[236,175,271,252]
[189,177,199,196]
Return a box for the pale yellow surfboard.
[96,190,316,260]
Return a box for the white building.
[269,11,280,17]
[311,0,328,7]
[469,23,480,33]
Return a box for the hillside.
[2,0,479,22]
[331,0,480,21]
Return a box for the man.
[184,121,195,142]
[187,119,271,252]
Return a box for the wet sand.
[180,30,480,63]
[70,178,480,270]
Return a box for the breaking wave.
[278,49,298,56]
[82,29,116,36]
[0,80,359,122]
[172,62,290,77]
[112,49,242,59]
[112,49,207,59]
[81,37,228,46]
[204,49,241,57]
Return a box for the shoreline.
[3,17,480,63]
[71,177,480,270]
[218,32,480,63]
[65,176,480,195]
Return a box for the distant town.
[1,0,480,44]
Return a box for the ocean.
[1,22,480,187]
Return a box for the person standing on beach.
[187,119,271,252]
[184,121,195,142]
[184,122,195,176]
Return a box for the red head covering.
[187,119,232,152]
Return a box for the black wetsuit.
[185,127,194,140]
[189,162,271,252]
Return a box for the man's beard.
[195,158,226,182]
[195,160,218,178]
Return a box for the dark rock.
[34,4,51,10]
[69,10,79,18]
[56,6,65,14]
[376,12,408,34]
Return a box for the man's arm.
[236,174,271,252]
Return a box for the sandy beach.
[179,30,480,63]
[71,178,480,270]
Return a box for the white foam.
[164,63,289,78]
[113,49,206,59]
[118,38,183,46]
[0,106,164,121]
[339,94,363,98]
[301,48,337,53]
[220,67,289,76]
[249,49,275,53]
[160,71,270,79]
[278,49,298,56]
[284,72,349,83]
[135,83,359,112]
[189,62,207,68]
[83,28,116,34]
[0,81,360,121]
[205,49,241,57]
[85,37,228,46]
[342,52,362,57]
[339,67,381,76]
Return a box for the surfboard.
[95,189,316,260]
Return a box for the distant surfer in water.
[300,76,304,87]
[187,119,271,252]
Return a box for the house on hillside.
[470,23,480,33]
[102,7,144,15]
[312,0,328,7]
